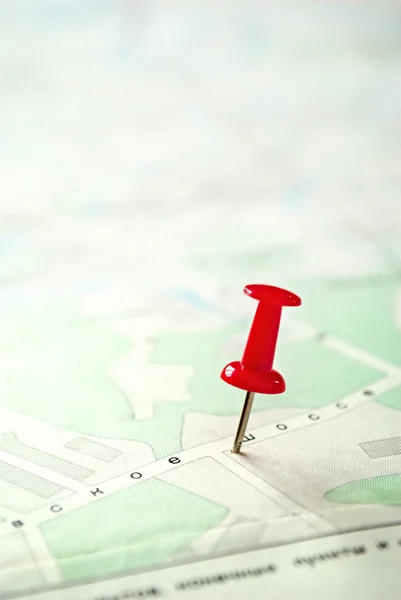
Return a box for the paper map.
[0,1,400,599]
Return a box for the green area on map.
[326,474,401,507]
[40,478,228,581]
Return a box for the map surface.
[0,1,400,598]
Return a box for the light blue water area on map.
[0,235,17,256]
[24,0,111,24]
[78,277,108,292]
[0,293,25,309]
[283,184,306,209]
[81,198,108,218]
[239,17,268,54]
[174,289,220,314]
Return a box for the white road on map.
[23,528,61,585]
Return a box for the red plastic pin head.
[221,284,301,394]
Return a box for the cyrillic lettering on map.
[12,521,24,528]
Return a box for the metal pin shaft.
[231,391,255,453]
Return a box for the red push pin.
[221,284,302,453]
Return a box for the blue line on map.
[174,289,220,314]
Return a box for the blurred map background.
[0,1,400,597]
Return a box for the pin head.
[244,284,301,307]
